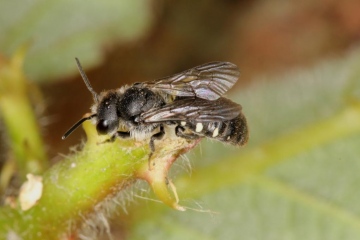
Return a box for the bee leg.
[148,125,165,169]
[175,126,200,140]
[113,131,131,139]
[98,131,130,144]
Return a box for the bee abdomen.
[221,113,249,146]
[184,113,249,146]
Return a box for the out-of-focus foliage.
[0,0,153,82]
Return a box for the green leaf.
[0,0,152,82]
[126,48,360,240]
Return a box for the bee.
[62,58,248,158]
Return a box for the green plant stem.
[0,121,146,239]
[0,49,47,181]
[0,120,198,239]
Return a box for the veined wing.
[138,97,242,123]
[140,62,240,101]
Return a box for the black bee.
[62,58,248,156]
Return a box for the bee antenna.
[62,114,97,140]
[75,57,99,103]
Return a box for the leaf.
[125,48,360,240]
[0,0,152,82]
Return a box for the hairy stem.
[0,120,198,239]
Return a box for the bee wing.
[139,98,242,123]
[141,62,240,101]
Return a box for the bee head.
[95,92,119,135]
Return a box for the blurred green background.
[1,0,360,239]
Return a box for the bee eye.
[96,120,109,134]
